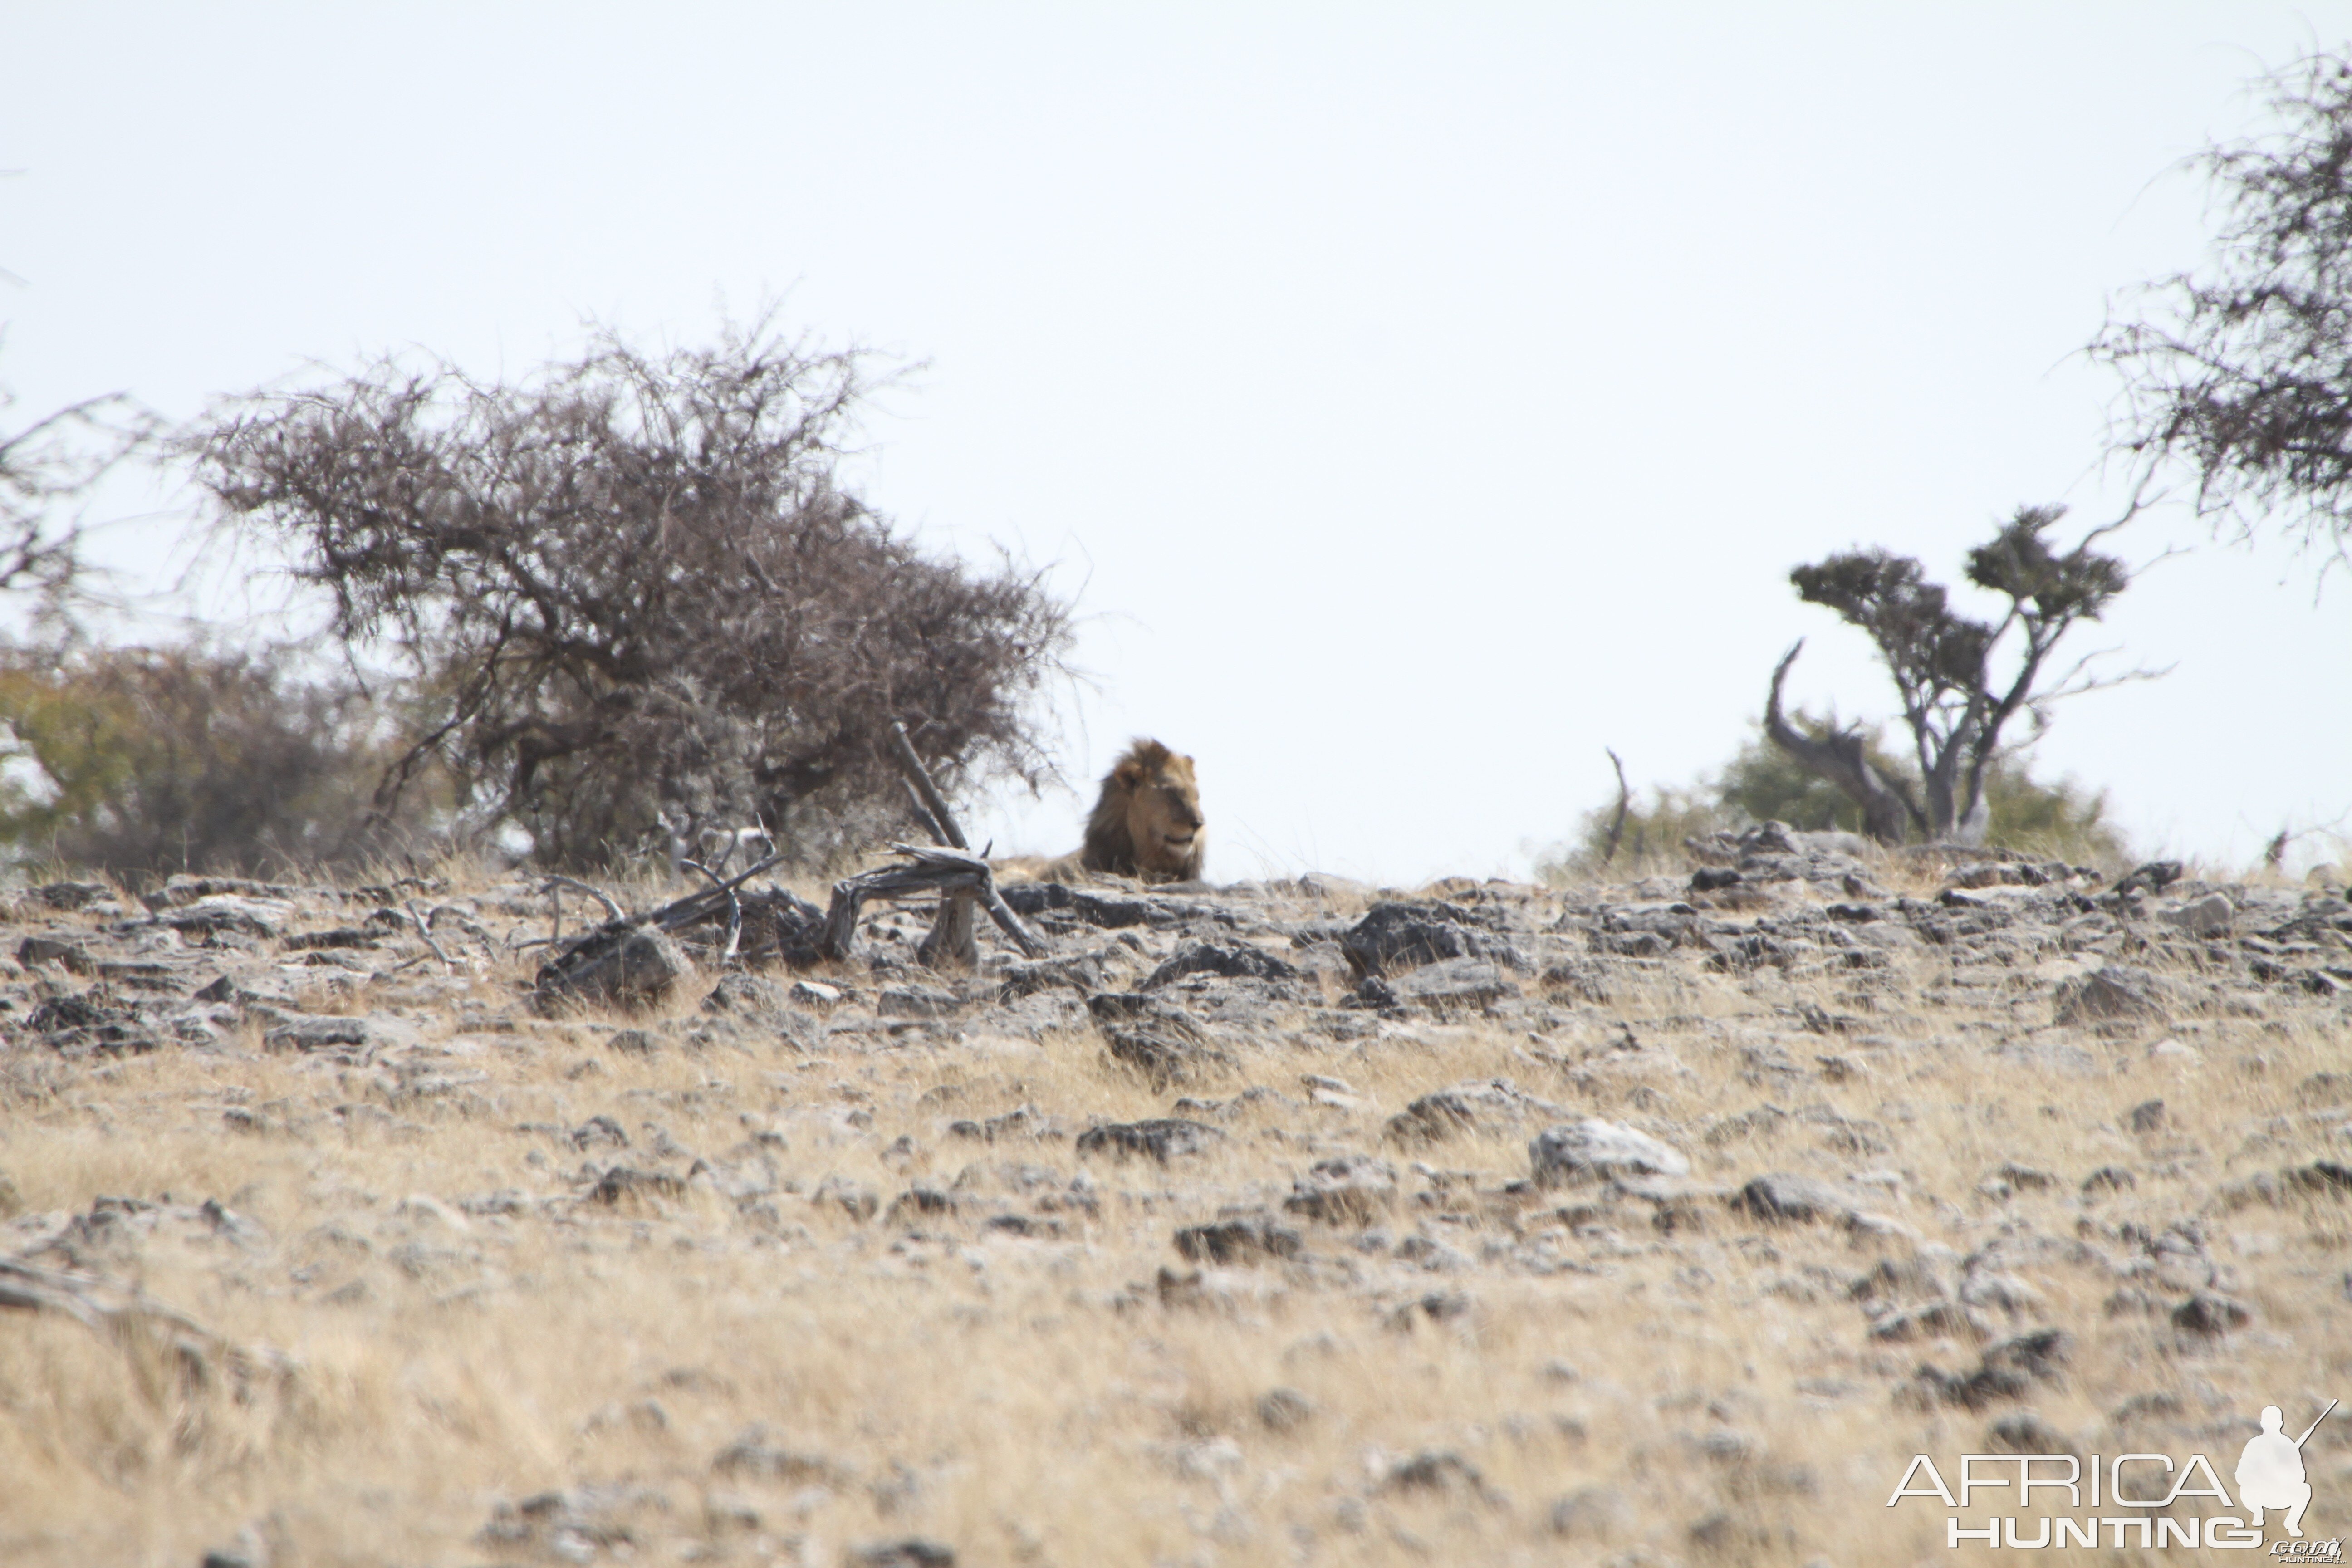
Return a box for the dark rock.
[877,985,960,1019]
[886,1187,957,1225]
[1283,1154,1399,1225]
[1074,1118,1224,1162]
[283,927,378,951]
[2171,1292,2251,1335]
[2081,1166,2136,1196]
[155,897,283,939]
[2286,1161,2352,1196]
[29,881,110,911]
[712,1424,843,1482]
[534,923,695,1014]
[1380,1449,1492,1498]
[16,935,94,972]
[848,1541,955,1568]
[2054,965,2170,1026]
[1690,867,1742,892]
[701,973,794,1017]
[1908,1329,2072,1410]
[1393,958,1521,1011]
[812,1176,881,1221]
[2126,1099,2166,1134]
[1386,1078,1560,1143]
[997,952,1104,1000]
[1088,993,1228,1086]
[1338,974,1402,1010]
[1730,1173,1850,1225]
[2112,860,2185,896]
[1338,902,1521,976]
[606,1029,659,1056]
[1984,1412,2072,1455]
[29,987,156,1056]
[1000,882,1156,928]
[1143,940,1300,989]
[1173,1213,1302,1264]
[1257,1387,1315,1431]
[570,1115,630,1150]
[590,1167,686,1205]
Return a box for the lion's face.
[1122,750,1204,877]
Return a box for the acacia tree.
[1766,505,2133,845]
[2094,50,2352,558]
[187,321,1072,868]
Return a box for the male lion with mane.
[1000,739,1205,884]
[1080,739,1205,881]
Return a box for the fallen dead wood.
[0,1254,294,1397]
[822,843,1046,963]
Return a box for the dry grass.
[0,862,2347,1566]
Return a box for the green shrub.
[1538,721,2127,884]
[0,641,438,880]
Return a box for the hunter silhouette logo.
[2240,1400,2336,1539]
[1886,1396,2341,1551]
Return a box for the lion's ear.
[1112,760,1146,789]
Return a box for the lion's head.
[1080,739,1204,882]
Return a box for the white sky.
[3,3,2348,883]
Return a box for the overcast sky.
[4,3,2347,883]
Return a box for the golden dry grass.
[0,862,2347,1567]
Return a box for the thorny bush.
[186,322,1072,869]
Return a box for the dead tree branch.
[821,844,1045,964]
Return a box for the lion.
[1080,739,1205,882]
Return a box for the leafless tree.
[0,374,152,617]
[2093,50,2352,561]
[1768,505,2138,845]
[185,319,1072,868]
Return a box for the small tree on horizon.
[1768,505,2138,845]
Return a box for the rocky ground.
[0,828,2349,1567]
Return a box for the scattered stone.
[1338,903,1521,976]
[2171,1292,2251,1336]
[791,979,845,1006]
[1549,1485,1630,1539]
[712,1424,844,1482]
[534,922,695,1014]
[2160,892,2235,937]
[606,1028,659,1056]
[2127,1099,2166,1134]
[2081,1166,2136,1196]
[1730,1173,1851,1225]
[1392,957,1521,1011]
[1257,1387,1315,1431]
[1386,1078,1560,1143]
[1529,1119,1690,1186]
[1283,1154,1399,1225]
[848,1541,955,1568]
[1173,1214,1302,1264]
[878,985,960,1019]
[1076,1119,1223,1162]
[2054,965,2171,1026]
[1143,940,1300,988]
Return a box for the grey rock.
[2171,1292,2251,1336]
[1173,1213,1302,1264]
[2160,892,2235,937]
[1387,1078,1561,1143]
[1257,1387,1315,1431]
[1074,1118,1224,1162]
[534,923,695,1013]
[848,1542,955,1568]
[1339,903,1521,976]
[1393,957,1522,1012]
[1143,940,1300,989]
[1283,1154,1399,1225]
[1529,1119,1690,1186]
[261,1013,417,1054]
[1731,1173,1851,1225]
[712,1424,844,1482]
[1549,1485,1630,1539]
[878,985,960,1019]
[2054,965,2171,1026]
